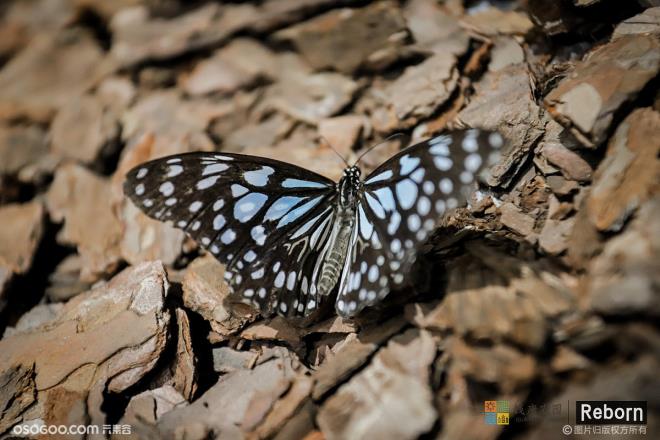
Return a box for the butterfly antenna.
[319,135,350,168]
[354,133,405,166]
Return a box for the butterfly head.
[338,165,362,208]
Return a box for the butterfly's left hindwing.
[230,206,336,316]
[335,129,503,317]
[124,152,337,316]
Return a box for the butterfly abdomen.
[318,205,356,297]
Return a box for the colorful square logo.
[484,400,509,425]
[484,412,497,425]
[497,413,509,425]
[484,401,497,413]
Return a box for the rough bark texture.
[0,1,658,439]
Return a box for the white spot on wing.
[429,136,451,155]
[221,229,236,244]
[287,272,296,290]
[358,206,373,240]
[244,166,274,187]
[399,154,420,175]
[277,196,322,227]
[213,214,226,230]
[291,210,327,240]
[368,265,379,283]
[440,178,453,194]
[167,165,183,177]
[364,169,393,185]
[251,268,264,279]
[372,187,395,212]
[407,214,421,232]
[365,192,386,219]
[433,156,453,171]
[465,153,482,172]
[387,211,401,235]
[395,179,417,210]
[489,132,503,148]
[462,131,479,152]
[231,184,248,198]
[189,201,203,212]
[251,225,266,246]
[417,196,431,216]
[410,168,425,183]
[159,181,174,196]
[197,176,219,190]
[281,178,328,189]
[202,163,229,176]
[265,196,305,221]
[274,271,285,288]
[234,193,268,223]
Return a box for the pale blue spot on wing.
[167,165,183,177]
[364,192,386,219]
[291,209,328,240]
[277,196,323,227]
[430,143,450,156]
[265,196,306,221]
[221,229,236,244]
[244,166,274,187]
[410,168,425,183]
[364,169,393,185]
[310,212,332,248]
[395,179,418,210]
[197,176,219,190]
[202,163,229,176]
[429,135,451,152]
[244,250,257,262]
[433,156,453,171]
[231,184,249,198]
[372,187,396,212]
[399,154,420,175]
[251,225,266,245]
[281,178,328,189]
[234,193,268,223]
[358,205,373,240]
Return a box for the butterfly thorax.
[317,166,363,298]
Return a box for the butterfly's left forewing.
[124,152,337,316]
[336,129,503,317]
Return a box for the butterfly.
[123,129,503,318]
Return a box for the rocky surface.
[0,0,658,439]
